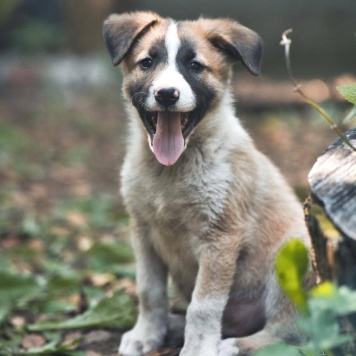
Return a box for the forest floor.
[0,68,352,355]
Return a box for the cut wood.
[308,128,356,240]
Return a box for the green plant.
[337,83,356,124]
[255,239,356,356]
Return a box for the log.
[308,128,356,240]
[307,128,356,286]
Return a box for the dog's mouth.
[142,110,195,166]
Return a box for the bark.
[307,128,356,286]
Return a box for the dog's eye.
[189,61,204,72]
[139,58,153,70]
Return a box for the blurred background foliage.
[0,0,355,354]
[0,0,356,76]
[0,0,355,76]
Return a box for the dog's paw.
[180,348,218,356]
[179,340,218,356]
[118,325,166,356]
[218,338,240,356]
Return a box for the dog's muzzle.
[134,87,197,167]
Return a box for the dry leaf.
[83,330,112,345]
[62,331,83,349]
[113,278,136,296]
[71,181,92,197]
[66,211,89,228]
[77,235,93,251]
[50,226,71,237]
[10,316,26,329]
[21,334,45,349]
[91,273,115,287]
[85,351,102,356]
[29,239,44,251]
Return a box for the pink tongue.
[152,112,184,166]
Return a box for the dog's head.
[103,12,263,166]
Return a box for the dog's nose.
[154,88,179,107]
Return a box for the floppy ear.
[103,12,161,66]
[200,19,263,76]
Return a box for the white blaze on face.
[166,20,180,67]
[147,21,196,166]
[146,21,196,112]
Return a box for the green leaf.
[0,122,28,151]
[337,83,356,104]
[115,265,136,280]
[28,289,136,332]
[0,304,11,324]
[36,300,77,315]
[0,331,24,353]
[46,272,81,297]
[87,241,134,273]
[342,104,356,124]
[253,343,300,356]
[21,215,42,237]
[0,272,43,306]
[299,304,339,352]
[298,283,356,352]
[310,283,356,316]
[309,281,336,298]
[15,335,83,355]
[275,239,309,313]
[18,339,59,355]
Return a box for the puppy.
[103,12,310,356]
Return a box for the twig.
[280,29,356,152]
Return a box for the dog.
[103,11,310,356]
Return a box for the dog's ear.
[200,19,263,76]
[103,12,161,66]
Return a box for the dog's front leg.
[119,223,169,356]
[180,237,240,356]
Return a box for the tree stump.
[307,128,356,287]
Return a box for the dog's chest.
[122,152,233,264]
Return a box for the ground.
[0,66,351,355]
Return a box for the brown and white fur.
[103,12,310,356]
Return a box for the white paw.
[218,338,240,356]
[179,340,218,356]
[118,325,166,356]
[180,348,217,356]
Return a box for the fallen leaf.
[28,289,136,331]
[71,181,92,197]
[62,331,83,349]
[21,334,45,349]
[66,211,89,228]
[10,315,26,329]
[90,273,115,287]
[0,272,42,305]
[83,330,112,345]
[77,235,93,251]
[85,351,102,356]
[113,278,136,296]
[28,239,44,251]
[49,226,70,237]
[0,236,19,249]
[87,241,134,274]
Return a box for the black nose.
[154,88,179,107]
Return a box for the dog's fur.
[103,12,310,356]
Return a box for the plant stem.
[280,29,356,152]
